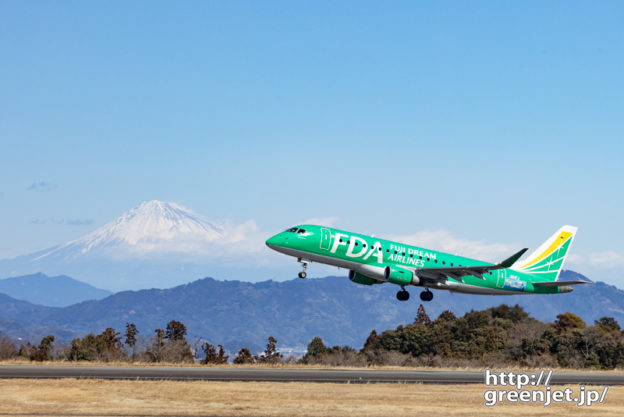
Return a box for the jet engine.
[384,265,420,286]
[348,270,378,286]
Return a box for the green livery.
[266,224,587,302]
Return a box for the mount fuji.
[34,201,224,261]
[0,201,282,291]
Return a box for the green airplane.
[265,225,588,302]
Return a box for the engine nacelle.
[349,270,378,286]
[384,265,419,286]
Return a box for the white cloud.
[385,232,624,271]
[221,225,519,265]
[386,230,519,262]
[219,219,268,254]
[564,251,624,269]
[586,251,624,268]
[220,220,260,243]
[565,253,585,264]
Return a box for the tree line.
[2,304,624,369]
[0,319,283,365]
[301,304,624,369]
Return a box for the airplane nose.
[265,235,280,248]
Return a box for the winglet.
[499,248,529,269]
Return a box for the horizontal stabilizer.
[532,280,589,287]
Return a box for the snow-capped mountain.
[34,200,224,260]
[0,200,282,291]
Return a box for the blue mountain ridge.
[0,270,620,354]
[0,273,112,307]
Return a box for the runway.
[1,365,624,385]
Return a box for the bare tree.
[0,336,17,360]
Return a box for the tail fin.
[512,225,578,281]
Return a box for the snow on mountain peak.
[34,200,234,260]
[109,200,224,244]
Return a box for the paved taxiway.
[1,365,624,385]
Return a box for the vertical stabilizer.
[513,225,578,282]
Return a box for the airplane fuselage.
[266,225,568,296]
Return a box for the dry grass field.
[0,379,623,417]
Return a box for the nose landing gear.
[420,289,433,302]
[297,258,309,279]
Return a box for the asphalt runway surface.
[1,365,624,385]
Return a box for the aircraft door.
[320,228,331,250]
[496,269,506,288]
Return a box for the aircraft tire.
[298,271,307,279]
[420,290,433,302]
[396,290,410,301]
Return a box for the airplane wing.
[414,248,529,282]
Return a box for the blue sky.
[1,1,623,283]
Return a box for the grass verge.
[0,379,622,416]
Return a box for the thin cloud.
[300,217,340,227]
[27,181,57,191]
[569,251,624,269]
[65,219,95,226]
[386,229,519,262]
[31,218,94,226]
[565,253,585,264]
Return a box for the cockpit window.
[285,227,308,234]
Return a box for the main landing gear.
[397,288,433,302]
[396,286,410,301]
[297,258,309,279]
[420,289,433,302]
